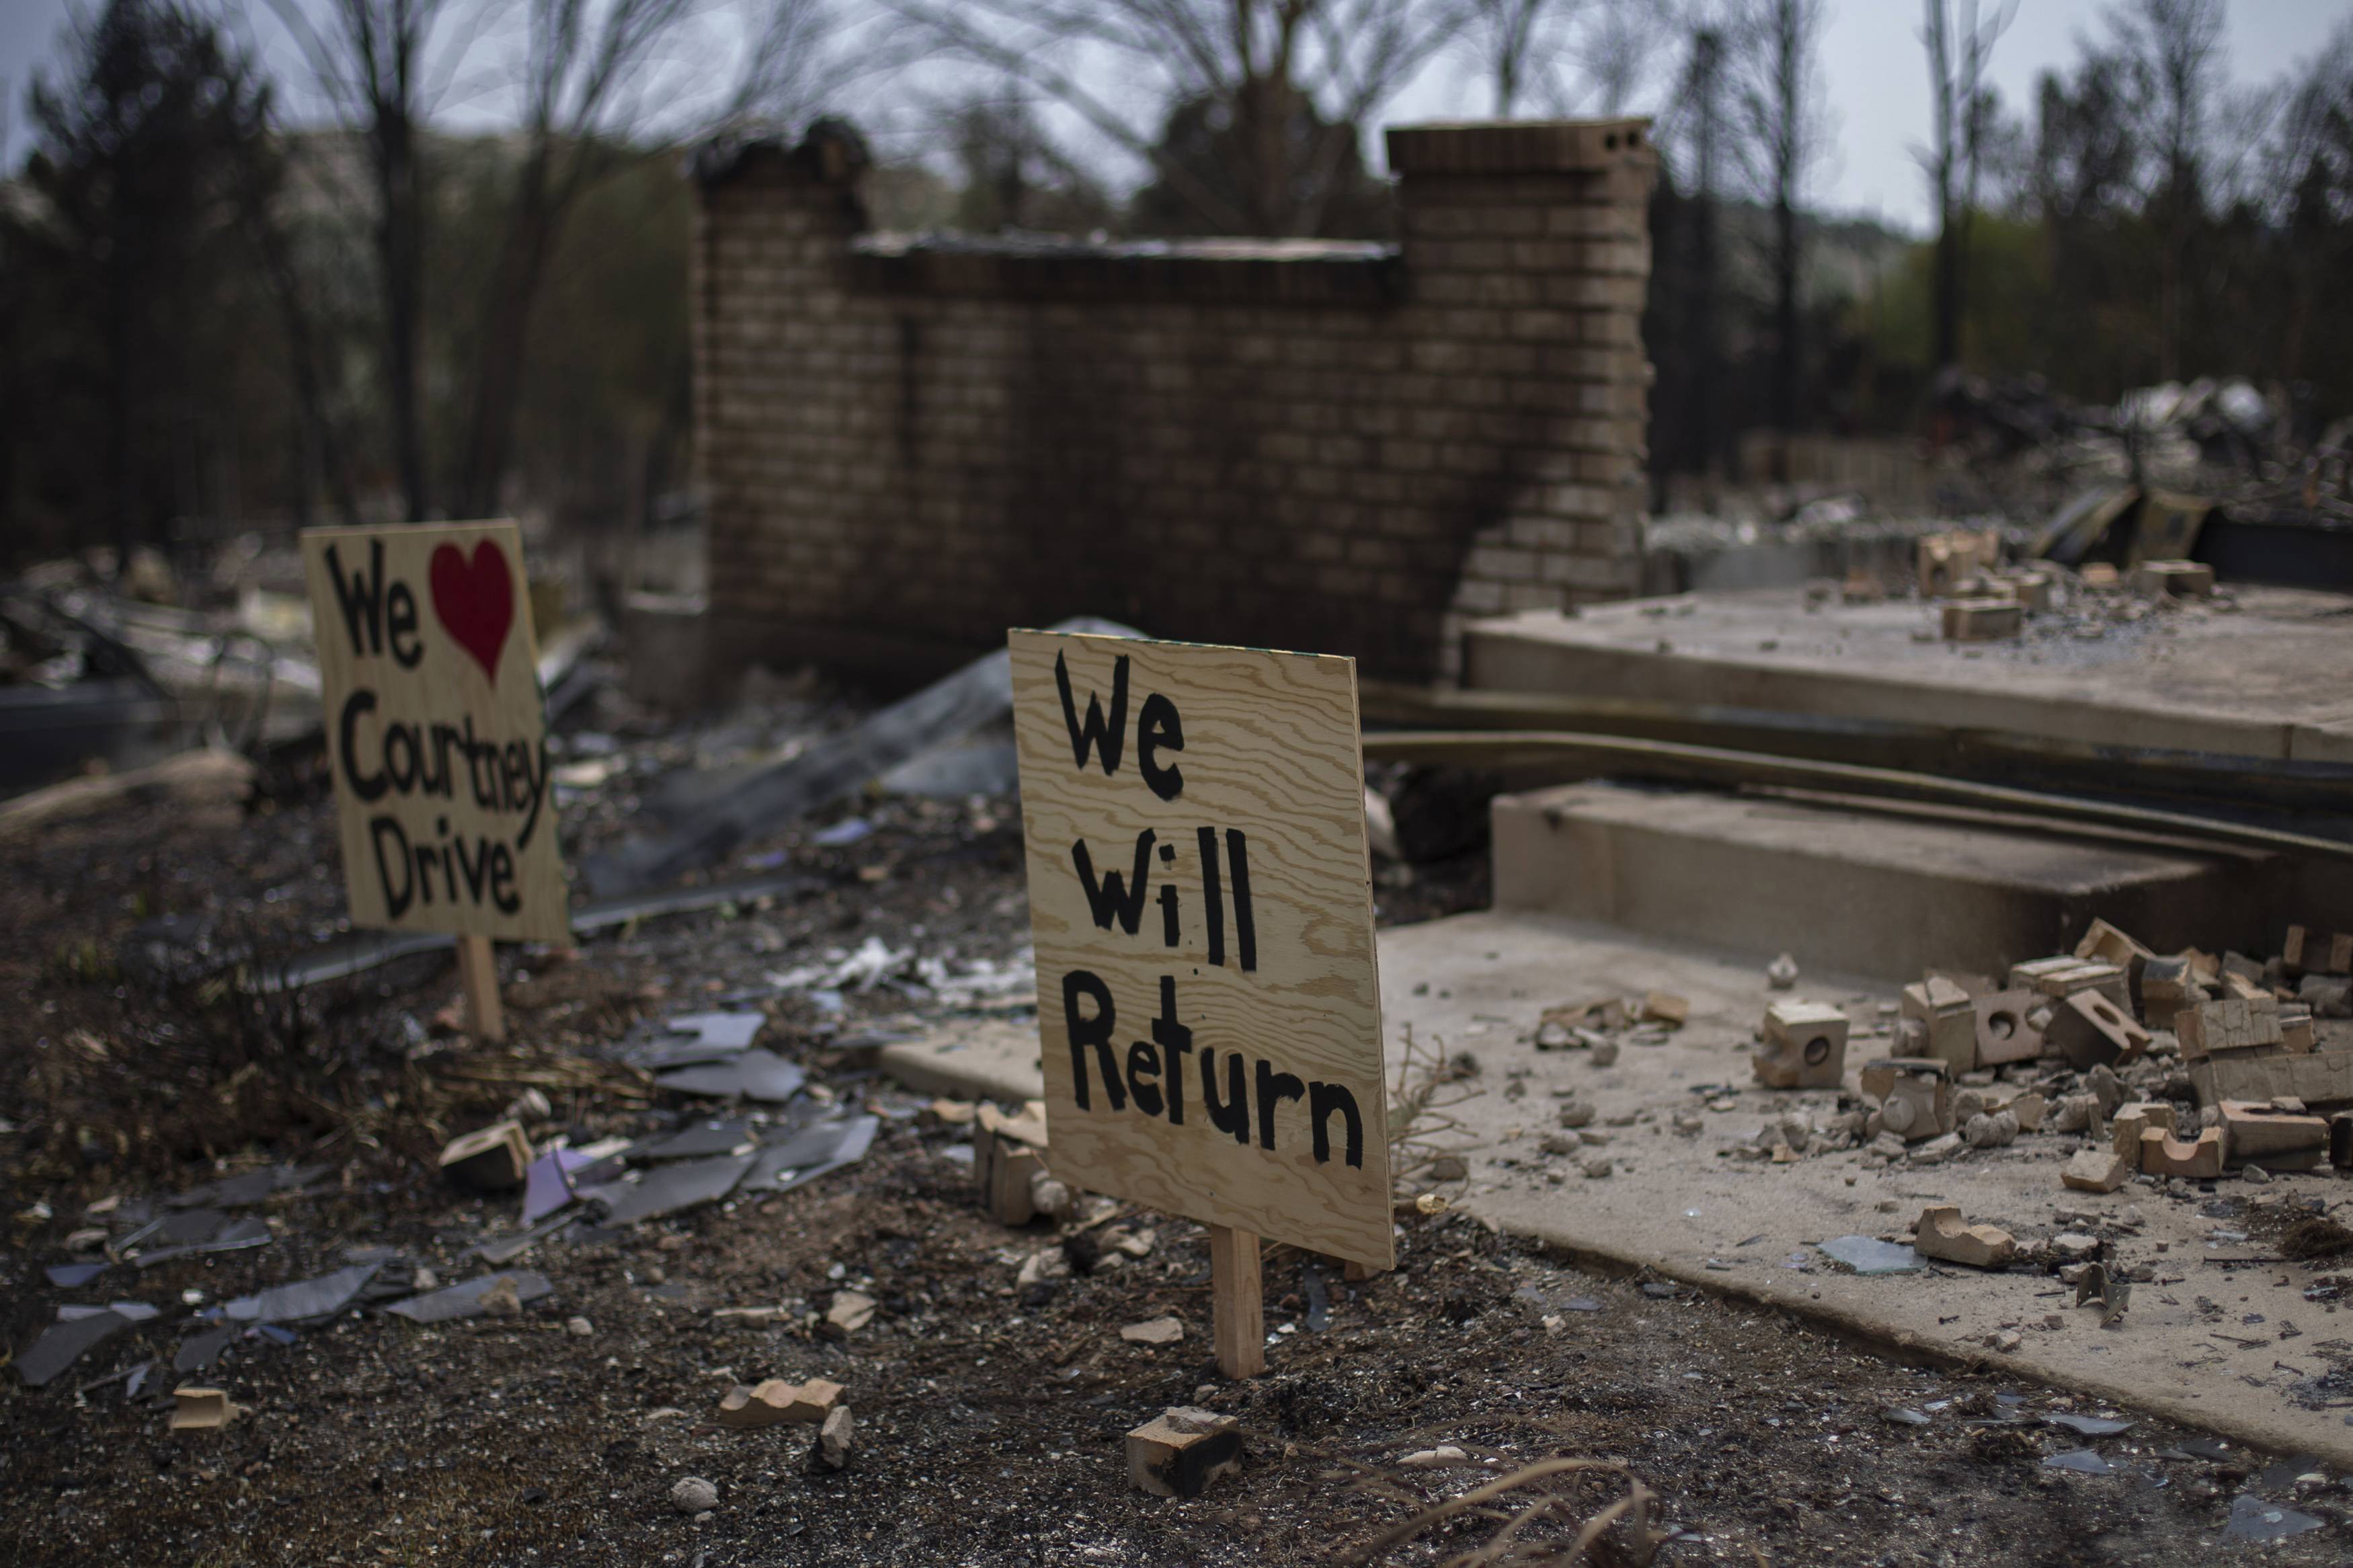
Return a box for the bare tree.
[2104,0,2226,380]
[449,0,831,518]
[266,0,830,522]
[1469,0,1673,120]
[1464,0,1579,116]
[877,0,1472,236]
[1920,0,2016,375]
[225,125,362,528]
[1577,2,1671,115]
[266,0,452,521]
[942,87,1114,232]
[1728,0,1827,455]
[2266,17,2353,384]
[1668,22,1728,479]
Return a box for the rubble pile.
[1938,370,2353,526]
[1835,524,2232,648]
[9,1002,891,1431]
[1723,915,2349,1189]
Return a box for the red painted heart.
[428,540,514,684]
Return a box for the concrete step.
[1489,781,2282,983]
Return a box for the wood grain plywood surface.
[1010,630,1393,1266]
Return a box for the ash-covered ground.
[0,677,2335,1566]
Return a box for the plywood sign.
[1010,630,1394,1267]
[301,522,567,942]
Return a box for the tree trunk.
[1773,187,1798,462]
[1932,213,1958,373]
[1927,0,1958,374]
[452,151,561,520]
[375,106,429,522]
[237,150,358,527]
[106,239,138,565]
[1691,30,1723,478]
[1243,74,1286,235]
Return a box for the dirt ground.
[0,684,2342,1565]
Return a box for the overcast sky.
[3,0,2349,234]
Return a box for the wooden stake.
[456,934,504,1043]
[1208,1224,1265,1380]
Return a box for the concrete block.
[2061,1147,2133,1193]
[1126,1407,1242,1498]
[1755,1000,1848,1089]
[1917,529,2001,597]
[2024,960,2130,1009]
[1902,977,1978,1073]
[1914,1205,2016,1268]
[1861,1057,1953,1143]
[2286,926,2353,977]
[2075,917,2155,968]
[1999,570,2055,611]
[2218,1101,2328,1170]
[1972,989,2044,1066]
[2130,559,2215,598]
[2045,990,2151,1070]
[2112,1102,2176,1157]
[1942,597,2023,641]
[2178,996,2282,1059]
[2187,1048,2353,1111]
[2141,1125,2225,1178]
[2008,956,2079,989]
[2139,955,2208,1030]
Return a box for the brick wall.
[692,118,1654,686]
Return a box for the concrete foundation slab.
[1492,782,2279,981]
[1462,584,2353,762]
[1378,908,2353,1471]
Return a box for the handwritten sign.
[1010,630,1393,1267]
[301,522,567,943]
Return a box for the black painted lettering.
[369,815,412,916]
[339,689,387,801]
[410,837,437,905]
[489,842,518,913]
[1256,1058,1306,1151]
[385,724,419,793]
[1062,971,1124,1112]
[512,741,549,850]
[452,831,492,903]
[1152,975,1191,1126]
[1072,830,1154,935]
[323,539,385,657]
[1124,1041,1164,1119]
[500,741,526,811]
[1158,884,1181,946]
[432,724,465,799]
[1310,1081,1365,1168]
[1197,826,1225,966]
[1201,1047,1249,1145]
[385,581,422,668]
[1227,829,1257,971]
[1054,649,1128,775]
[1136,692,1184,800]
